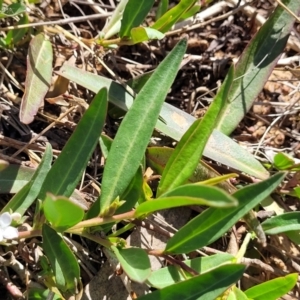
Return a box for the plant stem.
[98,37,135,47]
[17,210,134,241]
[80,231,113,248]
[66,210,135,232]
[236,232,252,262]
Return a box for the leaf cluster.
[0,1,29,48]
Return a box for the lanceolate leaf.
[0,164,35,194]
[135,184,237,217]
[87,39,187,218]
[99,134,113,159]
[244,273,297,300]
[127,71,153,92]
[273,152,294,170]
[156,0,169,20]
[1,144,52,216]
[120,0,155,37]
[57,64,269,179]
[146,147,236,193]
[262,212,300,234]
[203,129,268,179]
[160,184,237,204]
[42,224,80,293]
[179,4,200,20]
[285,230,300,246]
[165,172,285,254]
[116,166,144,214]
[147,253,235,289]
[139,264,245,300]
[214,0,300,135]
[39,89,107,200]
[101,0,128,39]
[157,66,234,196]
[20,33,53,124]
[151,0,198,33]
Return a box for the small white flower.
[0,212,19,241]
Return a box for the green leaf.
[135,184,237,218]
[157,66,234,196]
[39,88,107,200]
[42,224,80,293]
[214,0,300,135]
[165,172,285,254]
[156,0,169,20]
[179,4,200,20]
[262,212,300,234]
[127,71,153,93]
[227,286,249,300]
[285,230,300,245]
[147,253,235,289]
[20,33,53,124]
[161,184,237,205]
[130,27,164,44]
[152,0,198,33]
[139,264,245,300]
[99,134,113,159]
[143,27,165,40]
[120,0,155,37]
[57,62,269,180]
[87,39,187,218]
[0,160,9,171]
[273,152,294,170]
[0,2,26,18]
[100,135,143,215]
[295,186,300,198]
[5,13,28,48]
[203,129,269,180]
[130,27,149,44]
[146,147,235,193]
[0,164,35,194]
[116,166,143,214]
[1,144,52,216]
[43,194,84,232]
[28,288,61,300]
[244,273,297,300]
[101,0,128,39]
[111,246,151,283]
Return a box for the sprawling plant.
[0,0,300,299]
